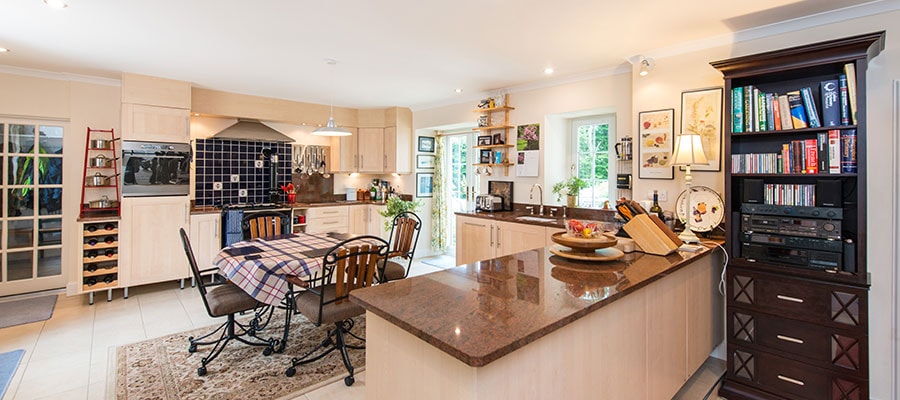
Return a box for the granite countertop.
[190,200,388,215]
[351,245,715,367]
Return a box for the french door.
[444,133,474,250]
[0,120,66,296]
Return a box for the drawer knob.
[777,375,805,386]
[776,334,804,344]
[776,294,804,303]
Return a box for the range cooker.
[219,202,292,247]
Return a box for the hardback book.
[756,89,766,132]
[844,63,858,125]
[777,95,793,130]
[804,138,818,174]
[744,85,754,132]
[820,79,840,127]
[771,93,782,131]
[782,143,791,174]
[800,87,821,128]
[839,74,850,125]
[765,93,776,131]
[828,130,841,174]
[840,129,858,173]
[787,91,808,129]
[732,87,743,133]
[817,132,829,173]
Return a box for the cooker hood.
[211,119,295,142]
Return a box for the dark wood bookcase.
[711,32,884,400]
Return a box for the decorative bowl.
[550,231,618,253]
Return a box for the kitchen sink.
[514,216,558,223]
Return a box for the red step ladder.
[80,128,121,218]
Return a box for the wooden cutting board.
[549,245,625,261]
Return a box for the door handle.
[776,294,804,303]
[776,334,804,344]
[776,375,805,386]
[490,225,494,247]
[496,225,500,248]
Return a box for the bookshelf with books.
[712,32,883,400]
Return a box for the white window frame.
[568,115,616,208]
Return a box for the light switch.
[213,182,223,190]
[230,174,240,182]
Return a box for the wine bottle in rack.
[104,236,115,244]
[85,277,98,286]
[85,263,98,272]
[104,223,115,231]
[104,249,116,258]
[102,275,115,284]
[86,238,98,246]
[87,225,98,233]
[86,250,98,259]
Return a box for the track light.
[638,56,655,77]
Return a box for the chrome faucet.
[530,184,544,215]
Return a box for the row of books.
[732,63,858,133]
[730,129,857,174]
[763,184,817,207]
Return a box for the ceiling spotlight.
[638,56,655,76]
[544,67,554,75]
[43,0,68,9]
[0,48,9,53]
[455,88,463,93]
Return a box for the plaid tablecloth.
[213,233,355,305]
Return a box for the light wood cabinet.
[121,103,190,143]
[455,216,547,265]
[358,128,385,173]
[331,107,411,174]
[349,204,389,239]
[334,129,359,173]
[496,221,546,256]
[306,206,349,234]
[119,196,191,287]
[189,213,221,270]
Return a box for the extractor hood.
[211,119,295,142]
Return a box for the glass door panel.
[445,134,473,249]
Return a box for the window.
[571,116,615,208]
[445,134,470,248]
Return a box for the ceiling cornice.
[0,64,120,87]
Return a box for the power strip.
[679,244,705,252]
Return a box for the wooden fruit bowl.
[550,231,618,253]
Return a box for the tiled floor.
[0,258,446,400]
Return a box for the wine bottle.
[87,238,98,246]
[102,275,115,284]
[86,263,98,272]
[650,190,664,219]
[104,249,116,258]
[104,223,115,231]
[85,277,98,286]
[87,225,98,232]
[104,236,115,244]
[86,250,98,259]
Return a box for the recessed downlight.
[43,0,68,9]
[0,48,9,53]
[544,67,554,75]
[455,88,463,93]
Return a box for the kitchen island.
[351,245,724,399]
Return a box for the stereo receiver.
[741,214,841,240]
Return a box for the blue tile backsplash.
[194,138,292,206]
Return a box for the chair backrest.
[179,228,215,315]
[241,211,290,240]
[386,211,421,259]
[320,235,389,302]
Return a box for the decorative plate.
[675,186,724,232]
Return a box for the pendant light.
[313,59,352,137]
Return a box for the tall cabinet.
[712,32,884,400]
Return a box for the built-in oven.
[122,140,191,197]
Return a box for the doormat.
[421,254,458,269]
[0,295,57,329]
[0,349,25,398]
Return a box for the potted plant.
[551,176,589,208]
[378,196,423,232]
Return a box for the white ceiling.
[0,0,892,110]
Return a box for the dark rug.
[0,295,57,329]
[0,349,25,398]
[113,313,365,400]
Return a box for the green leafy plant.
[378,196,423,231]
[551,176,589,202]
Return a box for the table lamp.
[671,133,708,244]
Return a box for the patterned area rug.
[113,313,365,400]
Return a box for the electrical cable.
[700,240,729,296]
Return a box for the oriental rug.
[112,314,365,400]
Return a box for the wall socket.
[647,190,667,202]
[254,160,264,168]
[238,189,248,197]
[230,174,240,182]
[213,182,223,190]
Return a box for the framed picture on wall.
[679,87,723,172]
[418,136,435,153]
[416,173,434,198]
[416,154,435,169]
[638,108,675,180]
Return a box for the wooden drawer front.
[728,309,867,375]
[728,345,868,400]
[728,268,867,330]
[307,206,348,219]
[306,217,348,234]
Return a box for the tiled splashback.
[194,139,292,206]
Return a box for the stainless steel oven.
[122,140,191,197]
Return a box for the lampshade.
[671,133,708,166]
[312,116,351,137]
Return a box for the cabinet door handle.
[384,155,387,168]
[776,334,804,344]
[215,218,219,237]
[360,155,364,168]
[776,294,804,303]
[777,375,805,386]
[496,226,500,248]
[490,225,494,247]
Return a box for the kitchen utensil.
[88,154,117,168]
[89,138,120,150]
[87,172,119,186]
[87,195,119,209]
[321,151,331,178]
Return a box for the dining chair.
[179,228,275,376]
[378,211,422,283]
[241,211,291,240]
[285,235,388,386]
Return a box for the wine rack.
[81,219,120,304]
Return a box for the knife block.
[622,214,681,256]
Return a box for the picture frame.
[679,87,723,172]
[418,136,435,153]
[416,173,434,198]
[479,150,492,164]
[476,135,493,146]
[638,108,675,180]
[492,133,505,145]
[416,154,435,169]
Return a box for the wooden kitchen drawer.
[307,206,348,219]
[727,267,868,330]
[725,344,868,400]
[728,307,868,376]
[306,216,349,234]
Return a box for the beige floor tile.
[86,381,107,400]
[32,384,88,400]
[0,322,43,353]
[15,350,91,399]
[304,370,366,400]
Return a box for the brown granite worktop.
[455,208,617,229]
[189,200,388,215]
[351,245,716,367]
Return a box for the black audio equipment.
[741,243,842,271]
[816,180,843,207]
[742,179,765,204]
[741,214,841,240]
[843,239,857,273]
[741,203,842,219]
[740,232,843,252]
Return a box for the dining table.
[211,231,366,352]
